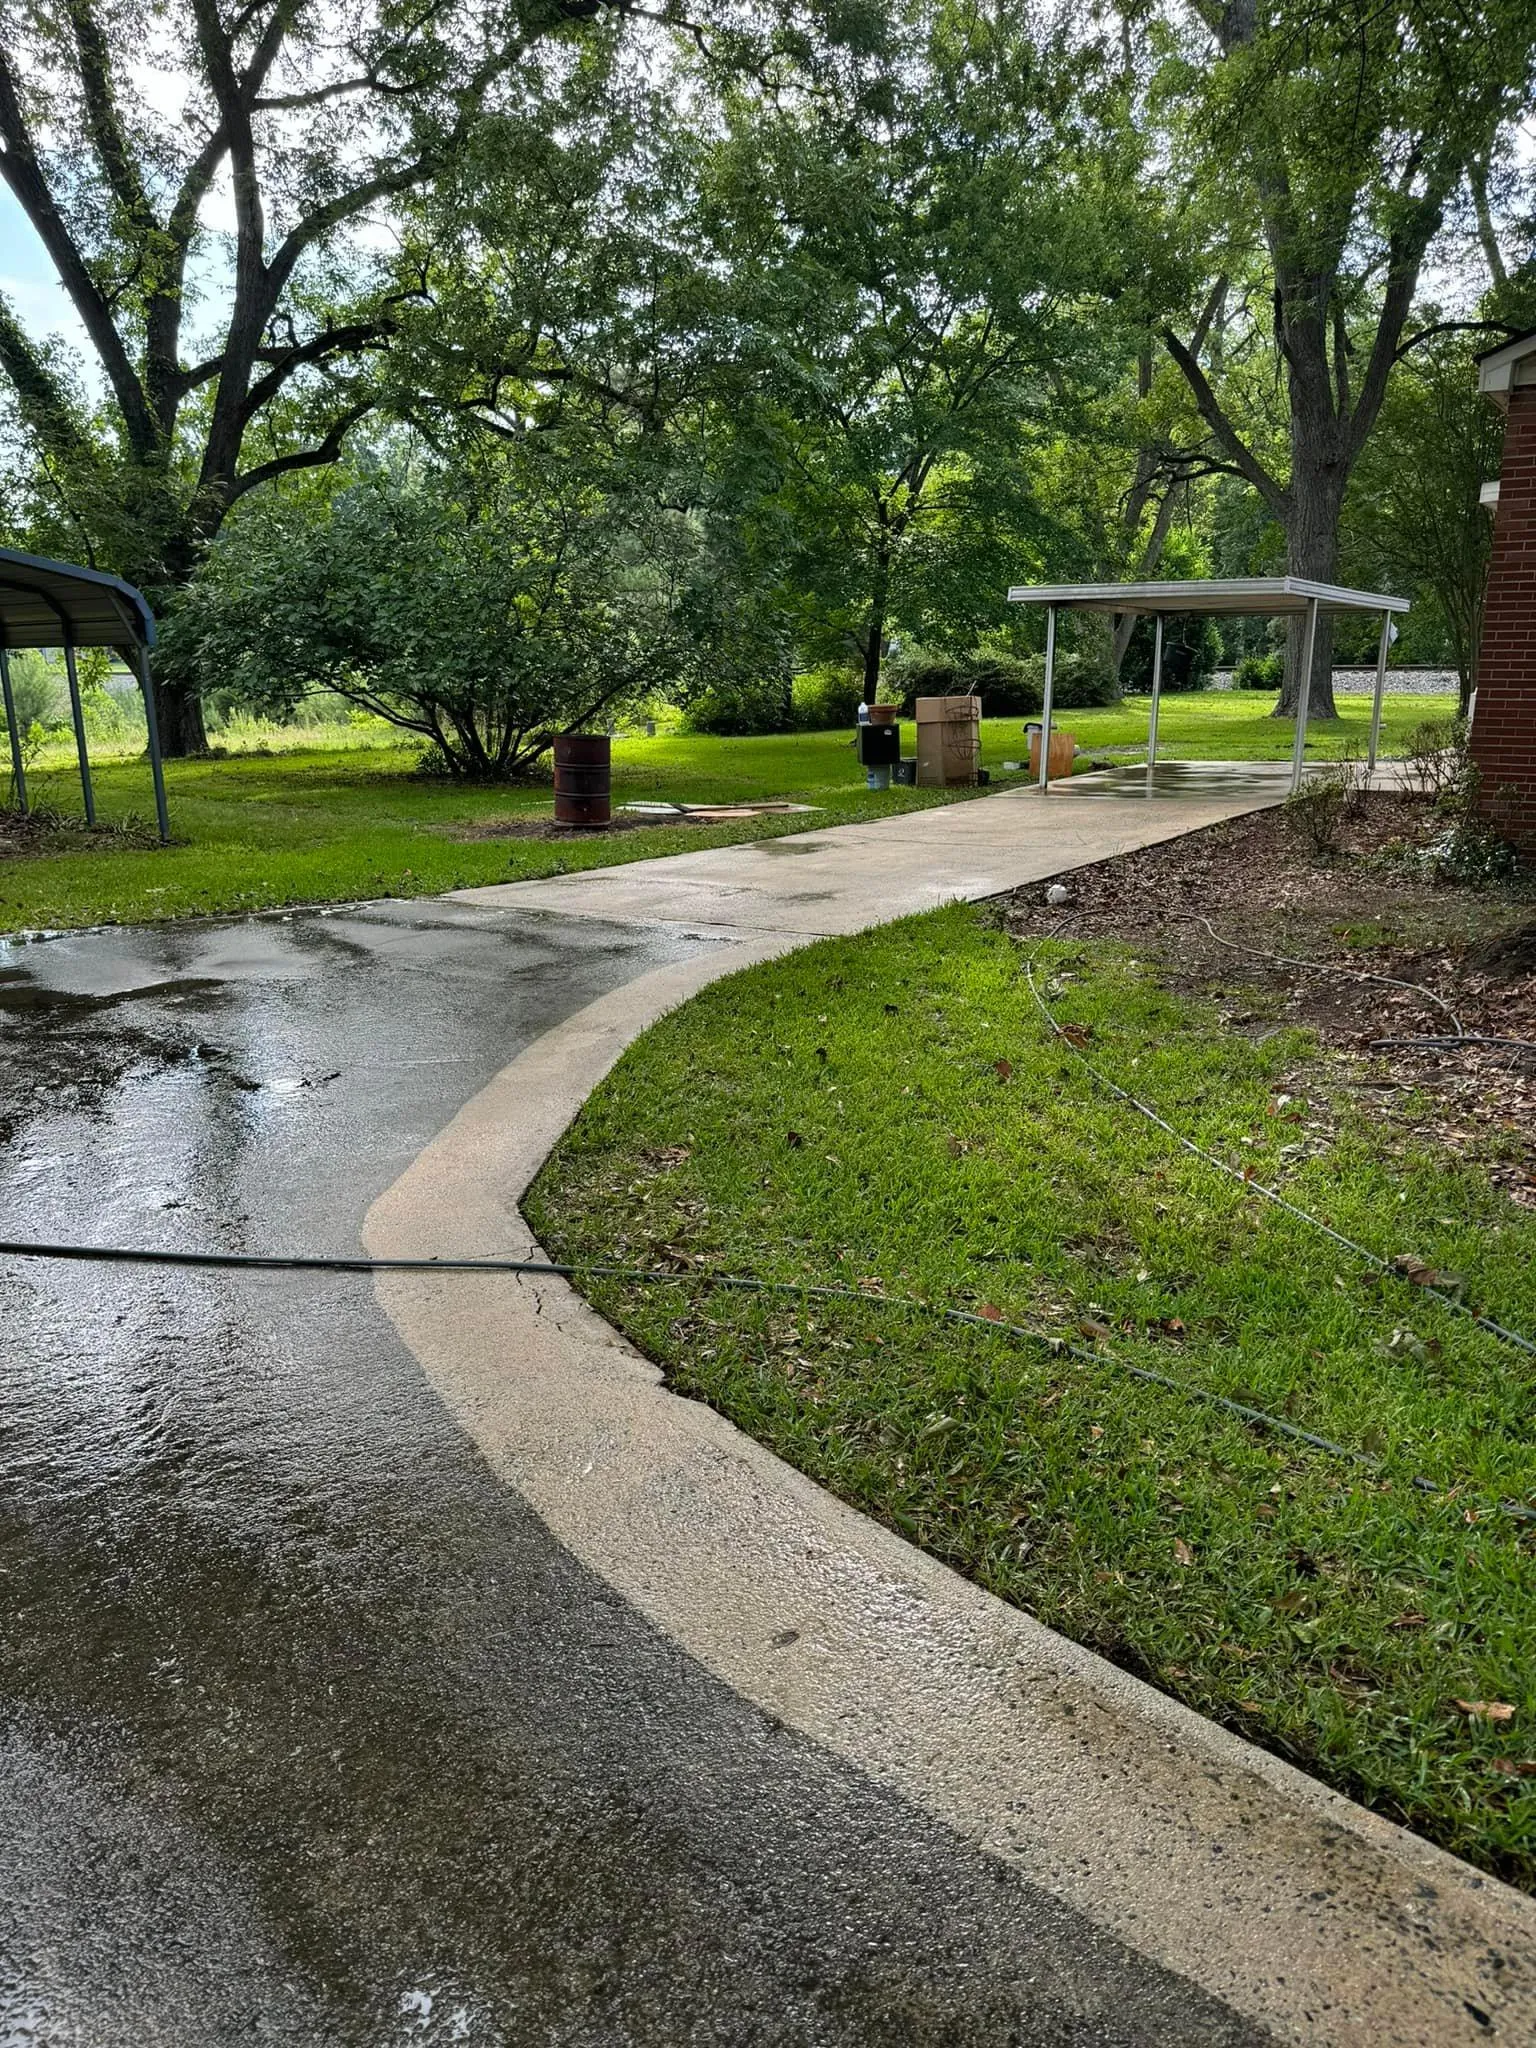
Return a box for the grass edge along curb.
[525,905,1536,1891]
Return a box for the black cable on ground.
[1,1235,1531,1522]
[1021,954,1536,1363]
[1183,913,1465,1034]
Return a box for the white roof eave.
[1005,577,1410,617]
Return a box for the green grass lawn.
[1,690,1455,936]
[1066,686,1458,760]
[526,904,1536,1889]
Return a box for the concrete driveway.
[0,891,1263,2047]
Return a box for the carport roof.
[1006,577,1409,616]
[0,545,157,650]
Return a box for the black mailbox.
[858,721,900,767]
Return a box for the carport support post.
[62,637,95,825]
[1288,596,1321,796]
[0,648,26,814]
[1038,603,1057,791]
[1366,610,1391,776]
[1147,613,1164,770]
[136,645,170,844]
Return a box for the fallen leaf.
[1061,1023,1094,1048]
[1273,1588,1308,1616]
[1077,1318,1113,1341]
[1157,1317,1187,1339]
[1391,1253,1441,1287]
[994,1058,1013,1082]
[1389,1611,1428,1630]
[1173,1538,1194,1567]
[785,1130,803,1148]
[1489,1758,1536,1778]
[978,1303,1003,1322]
[1454,1699,1516,1722]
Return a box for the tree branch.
[236,319,396,422]
[0,289,99,475]
[1393,317,1520,363]
[1469,156,1508,289]
[227,401,374,505]
[0,38,157,455]
[1161,323,1288,517]
[67,0,153,227]
[1345,199,1446,462]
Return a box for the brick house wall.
[1471,384,1536,853]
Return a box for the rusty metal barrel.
[552,733,612,828]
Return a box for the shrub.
[1283,756,1364,856]
[955,653,1041,716]
[791,664,863,731]
[681,675,794,736]
[1401,716,1466,800]
[3,650,62,731]
[174,441,743,779]
[884,647,1117,716]
[882,653,961,710]
[1233,651,1283,692]
[1012,650,1120,712]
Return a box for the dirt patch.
[998,793,1536,1205]
[440,813,671,843]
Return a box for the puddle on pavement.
[0,974,229,1016]
[754,839,829,856]
[1060,763,1292,799]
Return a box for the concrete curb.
[365,782,1536,2044]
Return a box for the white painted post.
[1367,610,1391,776]
[1038,603,1058,791]
[1289,597,1320,795]
[1147,613,1164,771]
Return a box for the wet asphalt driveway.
[0,898,1264,2048]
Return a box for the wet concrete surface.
[0,899,1265,2046]
[1061,762,1297,799]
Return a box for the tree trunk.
[862,546,890,704]
[1275,447,1345,720]
[152,667,209,755]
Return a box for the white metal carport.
[1005,577,1411,794]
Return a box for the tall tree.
[1156,0,1535,716]
[0,0,615,750]
[1342,328,1504,706]
[693,3,1142,702]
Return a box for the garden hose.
[1,1233,1531,1522]
[1021,953,1536,1362]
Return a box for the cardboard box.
[916,723,980,788]
[915,694,981,724]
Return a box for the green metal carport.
[0,545,169,843]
